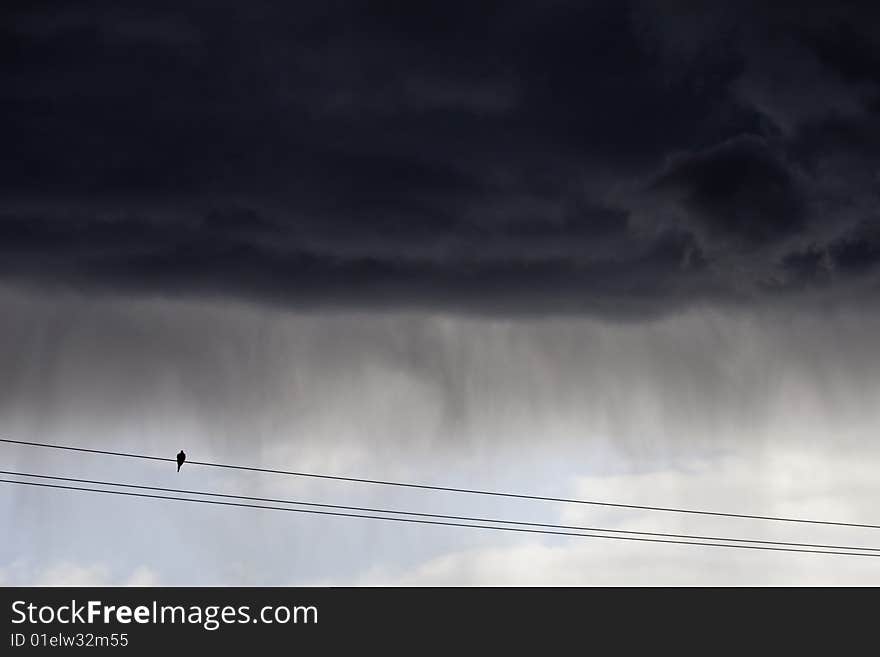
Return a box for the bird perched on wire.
[177,450,186,472]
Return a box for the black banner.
[0,586,871,653]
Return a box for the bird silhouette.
[177,450,186,472]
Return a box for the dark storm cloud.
[651,136,806,246]
[831,221,880,274]
[2,0,880,314]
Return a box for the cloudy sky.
[2,1,880,585]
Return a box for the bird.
[177,450,186,472]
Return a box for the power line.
[6,469,879,554]
[3,478,880,558]
[3,436,879,530]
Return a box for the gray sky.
[3,1,880,585]
[2,286,880,585]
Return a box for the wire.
[3,436,879,530]
[3,478,879,558]
[6,469,879,553]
